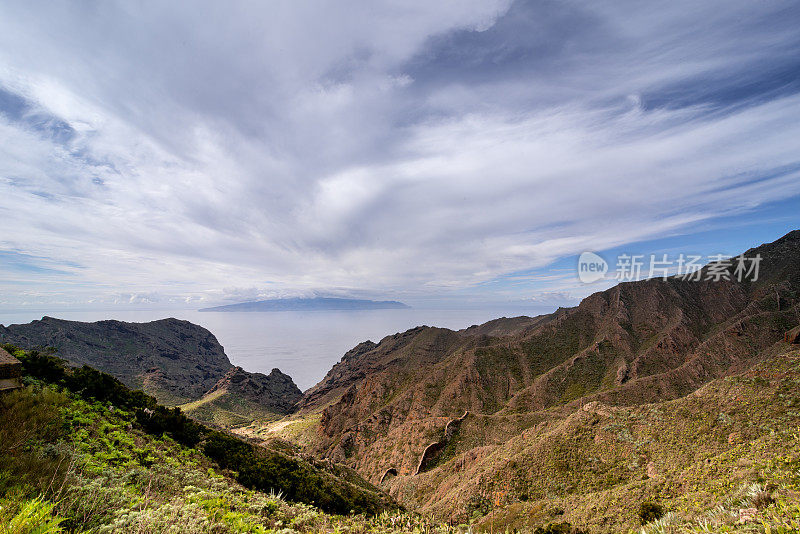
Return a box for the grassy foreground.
[0,346,454,533]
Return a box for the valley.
[3,230,800,532]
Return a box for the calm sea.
[0,307,552,390]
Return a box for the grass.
[180,387,227,411]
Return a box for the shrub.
[14,348,157,414]
[135,406,202,448]
[96,501,212,533]
[534,522,587,534]
[67,365,156,412]
[638,500,665,524]
[55,472,135,532]
[202,431,380,515]
[752,490,775,510]
[15,349,68,385]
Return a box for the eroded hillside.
[283,230,800,531]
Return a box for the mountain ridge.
[0,316,233,404]
[281,229,800,529]
[3,231,799,530]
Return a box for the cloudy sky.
[1,0,799,310]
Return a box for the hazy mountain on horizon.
[198,297,410,312]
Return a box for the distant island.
[198,297,410,312]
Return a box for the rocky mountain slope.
[287,230,800,530]
[0,317,302,418]
[0,317,232,403]
[403,345,800,531]
[4,231,798,531]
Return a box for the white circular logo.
[577,251,608,283]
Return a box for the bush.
[202,431,380,515]
[13,347,156,414]
[465,494,491,518]
[67,366,156,412]
[638,500,665,524]
[14,349,68,385]
[135,406,202,448]
[751,490,774,510]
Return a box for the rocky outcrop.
[180,365,303,426]
[299,340,377,409]
[379,468,398,484]
[299,328,466,413]
[207,366,302,414]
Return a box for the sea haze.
[0,307,553,390]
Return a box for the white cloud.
[0,0,798,308]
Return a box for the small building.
[0,348,23,391]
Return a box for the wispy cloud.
[0,0,798,308]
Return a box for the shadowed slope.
[0,317,233,404]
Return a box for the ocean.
[0,307,553,390]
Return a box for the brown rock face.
[785,326,800,344]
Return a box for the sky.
[1,0,799,311]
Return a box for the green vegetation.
[4,324,800,532]
[179,388,281,428]
[0,345,467,533]
[4,345,394,517]
[0,497,64,534]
